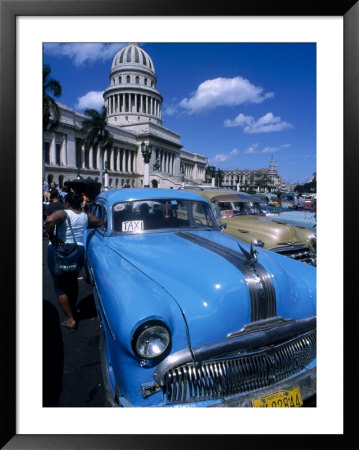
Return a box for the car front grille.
[272,245,315,264]
[163,329,316,405]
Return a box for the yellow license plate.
[252,387,303,407]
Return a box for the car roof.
[187,188,260,203]
[211,193,260,203]
[95,188,209,205]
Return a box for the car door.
[84,201,108,285]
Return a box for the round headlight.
[134,324,171,360]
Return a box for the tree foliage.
[81,106,114,152]
[43,64,63,130]
[294,173,316,193]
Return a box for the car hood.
[106,230,316,348]
[273,211,317,231]
[223,215,310,248]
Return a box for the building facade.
[221,156,282,192]
[43,43,207,190]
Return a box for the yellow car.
[186,188,316,265]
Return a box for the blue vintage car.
[84,188,316,407]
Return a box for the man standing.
[295,193,305,208]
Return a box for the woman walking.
[45,192,100,331]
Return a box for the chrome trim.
[208,367,316,407]
[253,239,265,247]
[238,241,258,265]
[153,316,316,386]
[176,232,276,321]
[162,329,316,405]
[226,315,295,338]
[271,244,316,264]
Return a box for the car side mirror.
[220,223,227,231]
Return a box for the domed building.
[104,44,163,127]
[43,43,207,191]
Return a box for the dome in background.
[111,43,155,74]
[105,43,162,127]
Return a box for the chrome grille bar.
[163,330,316,405]
[271,245,315,264]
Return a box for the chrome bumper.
[143,316,316,406]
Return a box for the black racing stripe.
[177,232,276,321]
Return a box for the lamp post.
[104,161,109,190]
[141,142,152,188]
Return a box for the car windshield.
[111,198,218,233]
[214,200,264,217]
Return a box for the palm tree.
[205,165,216,184]
[80,106,114,187]
[43,64,62,130]
[215,169,224,187]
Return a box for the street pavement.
[43,238,106,407]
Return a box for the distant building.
[43,43,207,190]
[221,156,282,192]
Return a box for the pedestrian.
[60,182,71,203]
[44,192,65,218]
[45,192,101,331]
[49,181,59,197]
[81,193,90,212]
[295,193,305,209]
[43,178,50,202]
[276,193,282,207]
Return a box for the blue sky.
[43,42,316,184]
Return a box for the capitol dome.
[111,43,155,74]
[104,43,162,127]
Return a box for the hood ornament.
[238,240,258,266]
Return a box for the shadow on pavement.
[76,294,98,321]
[43,300,64,406]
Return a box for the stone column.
[110,148,114,171]
[116,149,120,172]
[50,133,56,164]
[61,136,67,166]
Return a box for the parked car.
[186,188,316,265]
[252,193,287,216]
[303,194,317,208]
[272,201,317,232]
[84,188,316,408]
[281,192,298,207]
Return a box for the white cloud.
[178,77,274,114]
[210,149,239,164]
[44,43,126,66]
[261,144,291,153]
[243,144,259,154]
[224,112,293,133]
[163,104,179,116]
[75,91,105,110]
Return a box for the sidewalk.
[43,238,106,407]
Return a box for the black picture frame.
[1,0,356,448]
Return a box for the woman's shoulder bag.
[53,212,85,275]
